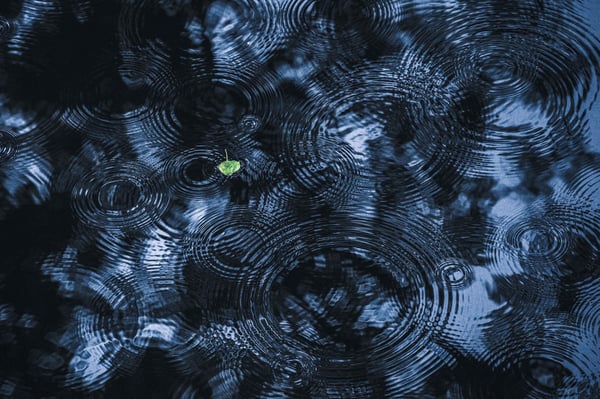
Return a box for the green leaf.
[218,159,241,176]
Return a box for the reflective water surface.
[0,0,599,398]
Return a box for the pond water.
[0,0,599,398]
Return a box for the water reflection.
[0,0,599,397]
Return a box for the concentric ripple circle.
[184,206,298,281]
[270,349,316,388]
[237,114,262,134]
[0,17,15,40]
[203,0,289,65]
[437,258,473,289]
[63,265,149,391]
[161,147,232,199]
[520,357,576,398]
[61,54,178,142]
[513,316,599,399]
[0,129,18,162]
[71,161,170,230]
[487,201,600,281]
[235,217,457,394]
[400,1,600,179]
[277,99,370,204]
[269,247,416,355]
[282,137,364,203]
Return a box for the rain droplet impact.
[0,130,17,162]
[0,17,15,41]
[161,147,228,199]
[438,258,472,288]
[238,115,261,133]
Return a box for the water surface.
[0,0,599,398]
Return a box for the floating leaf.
[217,150,241,176]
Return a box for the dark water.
[0,0,599,398]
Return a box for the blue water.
[0,0,599,398]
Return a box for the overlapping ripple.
[161,147,230,199]
[64,268,146,391]
[277,133,367,204]
[401,0,600,179]
[0,16,15,41]
[61,53,178,145]
[183,206,298,282]
[203,0,289,65]
[231,212,458,396]
[71,161,170,230]
[486,200,600,281]
[1,0,599,397]
[0,129,17,162]
[514,315,600,399]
